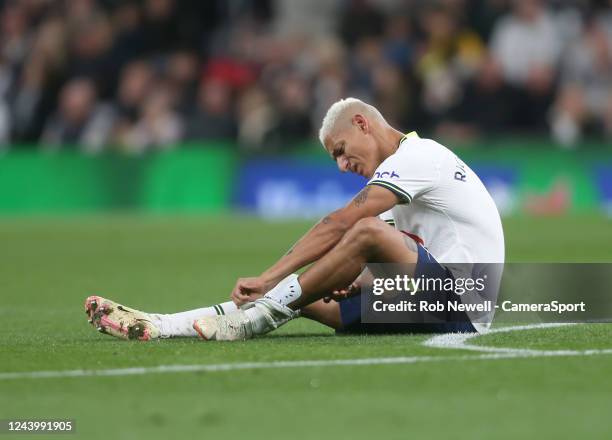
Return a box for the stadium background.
[0,0,611,217]
[1,1,612,439]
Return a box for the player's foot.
[193,298,299,341]
[84,295,161,341]
[192,309,254,341]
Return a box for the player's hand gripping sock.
[84,295,161,341]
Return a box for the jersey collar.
[398,131,419,147]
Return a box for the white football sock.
[263,273,302,307]
[238,274,302,336]
[243,298,300,335]
[151,301,238,338]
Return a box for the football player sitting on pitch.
[84,97,504,341]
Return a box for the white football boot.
[84,295,161,341]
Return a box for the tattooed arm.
[254,184,398,290]
[230,184,399,304]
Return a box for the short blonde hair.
[318,97,386,146]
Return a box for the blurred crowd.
[0,0,611,153]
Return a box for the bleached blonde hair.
[318,97,386,146]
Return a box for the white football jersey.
[371,133,504,331]
[371,132,505,267]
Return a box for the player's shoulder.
[400,134,451,154]
[380,134,451,168]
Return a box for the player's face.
[325,116,379,178]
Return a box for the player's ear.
[352,114,369,134]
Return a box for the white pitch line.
[0,356,477,380]
[423,322,572,353]
[1,323,611,381]
[0,350,611,381]
[423,322,612,357]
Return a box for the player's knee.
[346,217,386,250]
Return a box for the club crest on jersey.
[374,171,400,179]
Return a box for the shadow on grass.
[261,333,335,340]
[77,332,335,344]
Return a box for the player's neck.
[378,126,405,161]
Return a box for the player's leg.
[265,219,475,335]
[299,298,395,333]
[84,295,239,340]
[150,301,238,337]
[287,217,417,310]
[299,266,373,330]
[300,300,343,329]
[194,218,419,340]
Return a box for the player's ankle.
[263,273,302,307]
[244,298,299,334]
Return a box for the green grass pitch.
[1,214,611,439]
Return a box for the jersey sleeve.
[378,209,395,227]
[367,140,439,204]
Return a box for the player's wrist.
[261,271,295,293]
[260,273,281,292]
